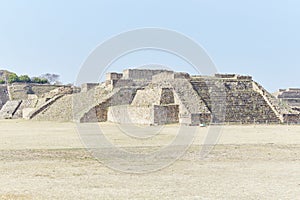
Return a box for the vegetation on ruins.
[18,75,31,83]
[0,70,56,84]
[30,77,49,84]
[6,73,49,84]
[41,73,61,84]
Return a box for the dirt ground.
[0,120,299,199]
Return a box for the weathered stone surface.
[283,113,300,124]
[0,100,22,119]
[81,83,99,92]
[8,83,66,100]
[276,88,300,110]
[1,68,299,125]
[123,69,172,80]
[191,76,282,124]
[0,85,9,110]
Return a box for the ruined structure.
[0,83,73,119]
[275,88,300,108]
[274,88,300,123]
[0,85,10,110]
[0,69,299,124]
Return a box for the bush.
[4,72,50,84]
[18,75,31,83]
[31,77,49,84]
[7,73,19,84]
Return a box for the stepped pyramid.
[0,68,299,125]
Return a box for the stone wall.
[153,105,179,125]
[131,87,162,106]
[106,72,123,81]
[123,69,172,80]
[276,88,300,108]
[8,83,64,100]
[81,83,99,92]
[283,114,300,124]
[108,104,179,125]
[0,85,9,110]
[108,105,154,125]
[152,72,190,82]
[0,100,22,119]
[109,79,135,88]
[79,87,137,123]
[191,113,212,125]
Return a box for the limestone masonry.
[0,69,299,124]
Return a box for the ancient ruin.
[0,68,299,124]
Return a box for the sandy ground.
[0,120,299,199]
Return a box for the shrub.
[18,75,31,83]
[7,73,19,83]
[31,77,49,84]
[0,79,5,84]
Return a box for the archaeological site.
[0,68,300,125]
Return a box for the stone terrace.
[0,69,299,125]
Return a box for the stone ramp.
[79,88,137,123]
[13,98,38,119]
[252,82,284,122]
[31,95,73,121]
[26,95,64,120]
[26,86,75,121]
[73,87,117,122]
[0,100,22,119]
[29,86,121,122]
[171,79,210,114]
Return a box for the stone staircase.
[168,79,211,125]
[252,81,290,123]
[190,78,227,123]
[171,79,210,114]
[191,77,280,124]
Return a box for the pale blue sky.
[0,0,299,92]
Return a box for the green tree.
[0,79,5,84]
[7,73,19,84]
[41,73,60,84]
[31,77,49,84]
[18,75,31,83]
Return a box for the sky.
[0,0,299,92]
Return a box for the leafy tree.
[18,75,31,83]
[0,79,5,84]
[41,73,60,84]
[7,73,19,84]
[31,77,49,84]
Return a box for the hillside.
[0,69,15,82]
